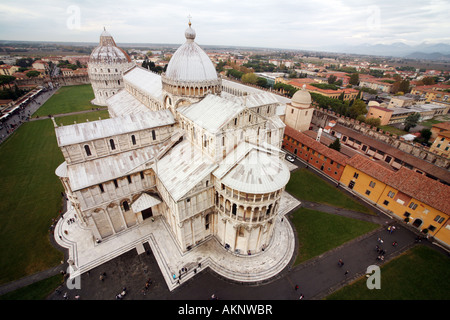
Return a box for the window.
[434,215,445,224]
[383,200,389,206]
[353,172,359,179]
[408,202,418,210]
[127,175,132,184]
[131,135,136,145]
[122,201,130,212]
[365,190,371,195]
[152,130,156,140]
[113,179,118,188]
[140,172,144,180]
[98,184,104,193]
[109,139,116,150]
[205,214,210,230]
[84,145,92,156]
[232,204,237,216]
[387,191,395,198]
[369,181,376,188]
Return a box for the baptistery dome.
[89,29,132,64]
[161,22,221,100]
[88,28,135,106]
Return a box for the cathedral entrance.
[142,207,153,220]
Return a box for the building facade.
[55,23,290,258]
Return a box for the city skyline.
[0,0,449,52]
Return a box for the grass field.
[286,168,373,215]
[0,119,65,284]
[0,85,108,285]
[326,245,450,300]
[32,84,95,118]
[290,208,379,265]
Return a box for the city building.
[429,130,450,158]
[366,103,393,126]
[340,154,450,247]
[284,85,314,132]
[54,22,294,282]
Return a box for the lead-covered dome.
[89,29,132,64]
[291,84,312,107]
[161,22,221,99]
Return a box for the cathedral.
[54,22,301,285]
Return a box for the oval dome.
[165,23,218,83]
[291,85,311,107]
[89,29,131,64]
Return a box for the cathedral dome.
[165,23,218,83]
[161,21,221,99]
[291,85,312,107]
[89,28,132,64]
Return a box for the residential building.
[283,125,348,181]
[340,154,450,247]
[429,130,450,158]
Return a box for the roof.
[432,122,450,131]
[332,124,450,184]
[284,126,349,165]
[131,193,162,212]
[89,29,132,64]
[106,89,150,117]
[156,139,217,202]
[214,142,290,194]
[123,66,164,104]
[55,110,175,147]
[65,143,168,191]
[177,94,245,134]
[164,24,218,83]
[347,154,450,215]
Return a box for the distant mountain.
[322,42,450,59]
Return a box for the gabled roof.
[123,66,164,103]
[156,139,217,202]
[55,110,175,147]
[177,94,245,134]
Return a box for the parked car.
[286,155,295,162]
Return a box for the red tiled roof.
[347,154,450,214]
[284,125,349,164]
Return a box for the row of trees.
[226,69,269,88]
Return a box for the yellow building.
[340,154,450,248]
[429,131,450,158]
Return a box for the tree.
[348,99,367,119]
[422,77,435,85]
[256,77,268,88]
[327,75,337,84]
[349,73,359,85]
[365,117,381,127]
[329,138,341,151]
[241,73,258,85]
[404,112,420,132]
[26,70,40,78]
[0,75,16,89]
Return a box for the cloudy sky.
[0,0,449,50]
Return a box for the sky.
[0,0,449,51]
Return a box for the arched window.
[84,145,91,156]
[232,203,237,216]
[122,201,130,212]
[152,130,156,140]
[109,139,116,150]
[131,135,136,145]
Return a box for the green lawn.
[286,168,373,214]
[0,274,63,300]
[0,120,64,284]
[290,208,379,265]
[326,245,450,300]
[0,85,103,285]
[379,125,408,136]
[32,84,95,118]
